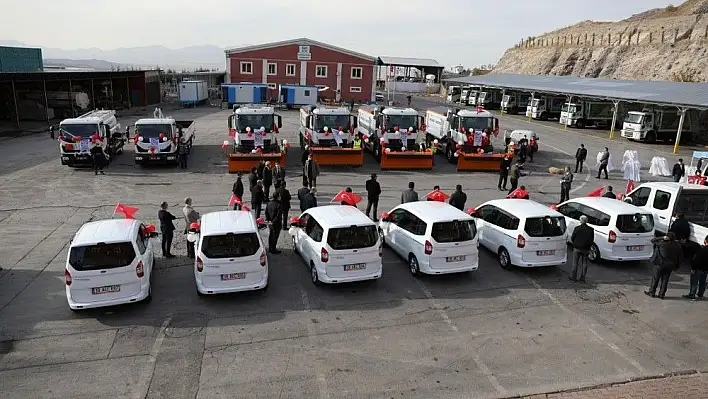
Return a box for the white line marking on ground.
[416,280,508,396]
[299,287,330,399]
[527,278,646,373]
[134,315,172,399]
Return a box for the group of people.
[156,197,200,258]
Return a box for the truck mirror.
[375,115,381,128]
[351,116,358,129]
[305,115,311,127]
[49,125,55,140]
[276,115,282,128]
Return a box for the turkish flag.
[507,188,529,199]
[332,190,362,205]
[587,186,604,197]
[114,203,139,219]
[425,189,450,202]
[228,194,251,211]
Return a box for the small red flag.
[507,188,529,199]
[228,194,250,211]
[331,190,362,205]
[587,186,604,197]
[114,203,139,219]
[425,189,450,202]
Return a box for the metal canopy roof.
[377,56,442,69]
[445,73,708,109]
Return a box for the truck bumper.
[61,153,93,166]
[620,130,641,139]
[135,153,179,164]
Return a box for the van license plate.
[536,250,555,256]
[446,256,466,262]
[344,263,366,271]
[92,285,120,295]
[221,273,246,280]
[627,246,644,251]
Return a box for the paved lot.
[1,101,707,399]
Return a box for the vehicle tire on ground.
[408,254,421,277]
[576,119,585,129]
[646,131,657,143]
[587,244,601,263]
[310,262,321,286]
[378,228,387,247]
[540,112,548,121]
[292,236,299,254]
[498,247,512,270]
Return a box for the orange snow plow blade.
[310,147,364,167]
[380,151,434,170]
[227,153,286,174]
[457,153,504,172]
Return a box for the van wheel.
[144,284,152,303]
[587,244,600,262]
[378,228,387,247]
[292,236,299,254]
[408,254,421,277]
[310,263,321,286]
[498,248,512,270]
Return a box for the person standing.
[365,173,381,220]
[498,155,511,191]
[232,173,244,210]
[597,147,610,179]
[603,186,617,199]
[158,201,177,258]
[560,166,573,203]
[401,182,419,204]
[574,144,587,173]
[177,138,189,169]
[297,184,310,213]
[508,161,523,194]
[257,159,266,180]
[449,184,467,210]
[90,144,108,175]
[264,193,283,254]
[248,167,258,190]
[684,235,708,300]
[569,215,594,282]
[304,154,320,189]
[672,158,686,183]
[645,232,683,299]
[303,187,318,210]
[262,161,274,200]
[278,181,292,230]
[182,197,200,259]
[273,161,285,190]
[251,180,265,219]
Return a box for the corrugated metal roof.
[445,73,708,109]
[225,38,377,62]
[377,57,442,68]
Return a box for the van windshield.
[677,191,708,227]
[69,242,136,271]
[524,216,566,237]
[327,225,378,250]
[201,233,260,258]
[431,220,477,242]
[616,214,654,233]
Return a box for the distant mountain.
[0,40,225,71]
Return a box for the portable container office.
[221,83,268,106]
[178,80,208,106]
[279,85,318,108]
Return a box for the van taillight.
[260,251,267,266]
[424,240,433,255]
[321,248,329,263]
[378,245,383,257]
[196,257,204,272]
[517,234,526,248]
[136,261,144,278]
[608,230,617,243]
[64,269,72,286]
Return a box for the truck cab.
[51,109,123,167]
[501,93,530,114]
[300,106,357,148]
[466,90,480,106]
[425,107,499,162]
[528,96,565,120]
[357,106,423,158]
[559,103,580,126]
[621,108,694,143]
[477,90,502,109]
[228,105,282,154]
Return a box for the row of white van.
[63,197,656,311]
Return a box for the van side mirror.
[256,217,268,230]
[49,125,55,140]
[149,232,159,238]
[276,115,282,128]
[290,217,303,228]
[467,208,476,216]
[380,212,395,223]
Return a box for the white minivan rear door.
[323,225,381,279]
[198,232,265,288]
[520,216,567,263]
[428,219,479,270]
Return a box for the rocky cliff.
[493,0,708,81]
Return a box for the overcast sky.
[0,0,677,68]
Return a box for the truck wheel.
[540,112,548,121]
[576,119,585,129]
[646,131,657,143]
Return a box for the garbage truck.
[500,93,531,114]
[133,108,195,166]
[356,105,432,170]
[526,96,565,120]
[299,105,362,166]
[226,104,284,173]
[621,108,697,143]
[50,109,125,167]
[559,101,615,128]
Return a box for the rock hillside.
[493,0,708,81]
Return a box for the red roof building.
[225,38,377,103]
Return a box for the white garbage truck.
[133,107,195,166]
[621,108,698,143]
[424,106,498,163]
[559,101,615,128]
[299,105,355,148]
[526,96,566,120]
[227,104,282,154]
[500,92,531,114]
[50,109,125,167]
[357,105,423,160]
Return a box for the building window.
[267,83,277,90]
[350,87,362,93]
[286,64,296,76]
[351,67,363,79]
[240,62,252,74]
[315,65,328,78]
[267,62,277,75]
[304,90,311,96]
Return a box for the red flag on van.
[114,203,139,219]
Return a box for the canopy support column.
[609,100,620,139]
[673,107,688,154]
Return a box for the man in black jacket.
[672,158,686,182]
[297,184,310,213]
[645,232,684,299]
[603,186,617,199]
[158,201,177,258]
[250,181,265,219]
[574,144,587,173]
[264,193,282,254]
[273,161,285,190]
[262,161,274,200]
[498,155,511,191]
[248,167,258,189]
[684,235,708,299]
[257,159,266,180]
[596,147,610,179]
[670,213,691,242]
[365,173,381,220]
[278,181,292,230]
[90,145,108,175]
[232,173,244,210]
[448,184,467,210]
[570,215,594,282]
[303,188,318,210]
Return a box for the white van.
[289,205,382,285]
[193,211,269,295]
[555,197,655,262]
[65,219,158,311]
[472,199,567,269]
[378,201,479,276]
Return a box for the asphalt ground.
[1,101,707,399]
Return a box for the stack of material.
[622,150,641,182]
[649,156,671,176]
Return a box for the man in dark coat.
[303,187,318,210]
[177,138,189,169]
[157,201,177,258]
[645,232,683,299]
[574,144,587,173]
[684,235,708,300]
[401,182,419,204]
[672,158,686,183]
[232,174,244,210]
[570,215,594,282]
[508,162,523,194]
[365,173,381,220]
[273,161,286,190]
[498,155,511,191]
[262,161,274,200]
[297,184,310,213]
[257,160,266,180]
[250,181,265,219]
[448,184,467,210]
[248,167,258,189]
[90,145,108,175]
[264,193,282,254]
[278,181,292,230]
[304,155,320,189]
[603,186,617,199]
[670,213,691,242]
[596,147,610,179]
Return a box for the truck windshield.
[316,115,349,131]
[460,116,494,131]
[478,93,487,101]
[531,99,542,107]
[677,191,708,227]
[136,124,172,138]
[625,114,643,124]
[502,95,511,102]
[237,115,274,131]
[59,124,100,138]
[386,115,417,129]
